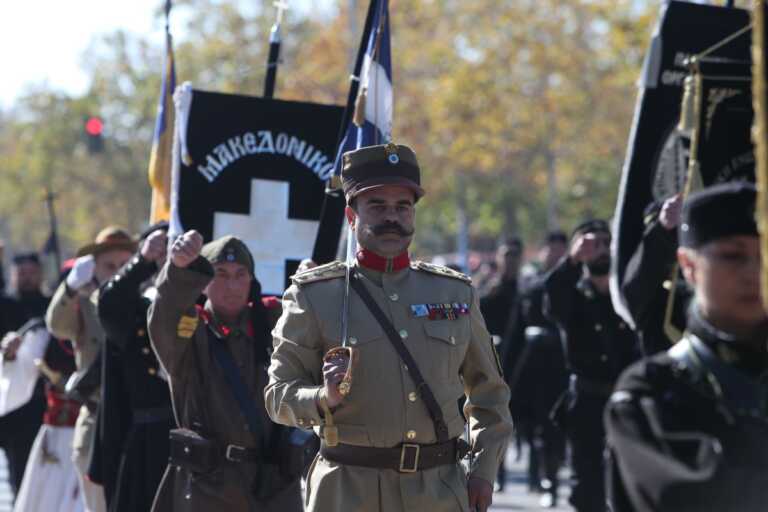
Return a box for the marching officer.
[606,182,768,511]
[147,234,303,511]
[265,143,513,512]
[543,220,639,512]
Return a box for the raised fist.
[141,229,169,263]
[659,193,683,231]
[570,233,605,264]
[66,255,96,290]
[170,230,203,268]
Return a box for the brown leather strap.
[320,439,467,473]
[349,270,450,442]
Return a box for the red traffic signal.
[85,117,103,136]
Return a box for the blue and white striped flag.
[332,0,392,177]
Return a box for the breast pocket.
[423,320,470,381]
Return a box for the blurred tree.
[0,0,658,262]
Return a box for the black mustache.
[370,222,414,237]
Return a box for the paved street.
[0,444,572,512]
[490,446,571,512]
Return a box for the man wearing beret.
[147,234,302,511]
[46,226,137,512]
[265,143,513,512]
[543,220,639,512]
[606,182,768,511]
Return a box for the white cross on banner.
[213,179,317,295]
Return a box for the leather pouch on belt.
[169,428,220,474]
[322,346,358,396]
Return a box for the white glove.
[66,255,95,290]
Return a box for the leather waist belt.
[132,407,173,425]
[570,374,613,397]
[320,438,468,473]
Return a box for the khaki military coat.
[147,259,301,512]
[266,260,513,512]
[46,281,105,474]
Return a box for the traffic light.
[84,116,104,154]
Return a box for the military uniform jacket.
[606,323,768,511]
[46,280,105,464]
[266,260,513,512]
[543,257,639,388]
[147,259,301,512]
[95,254,174,510]
[621,213,689,356]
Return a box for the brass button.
[389,293,399,302]
[408,392,417,402]
[595,324,603,332]
[148,367,157,376]
[142,347,151,355]
[137,328,146,337]
[406,430,417,440]
[399,329,408,339]
[349,337,358,345]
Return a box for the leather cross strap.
[348,270,450,443]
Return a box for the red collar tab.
[195,304,240,338]
[356,249,410,273]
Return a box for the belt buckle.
[226,444,246,462]
[399,443,420,473]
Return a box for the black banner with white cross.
[170,86,343,295]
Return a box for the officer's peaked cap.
[679,181,757,248]
[342,143,425,204]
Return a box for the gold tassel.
[678,74,696,133]
[353,87,368,128]
[752,0,768,312]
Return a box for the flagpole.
[43,188,61,271]
[264,1,289,99]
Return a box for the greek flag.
[332,0,392,176]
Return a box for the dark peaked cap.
[200,235,255,275]
[679,181,758,248]
[342,143,425,204]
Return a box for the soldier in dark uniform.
[621,194,690,355]
[543,220,639,512]
[148,234,302,512]
[504,231,568,508]
[94,223,174,511]
[606,182,768,512]
[479,237,522,491]
[10,253,50,320]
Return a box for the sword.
[336,225,356,396]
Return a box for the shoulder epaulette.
[410,260,472,284]
[290,261,347,285]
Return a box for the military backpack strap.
[348,270,450,443]
[205,327,265,448]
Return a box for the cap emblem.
[385,143,399,165]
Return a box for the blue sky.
[0,0,334,109]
